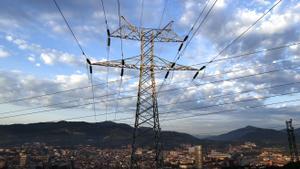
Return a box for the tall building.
[194,145,203,169]
[0,156,7,169]
[19,154,28,167]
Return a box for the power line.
[98,0,112,121]
[160,0,216,99]
[115,0,125,120]
[164,0,213,79]
[0,57,298,107]
[122,80,300,119]
[161,98,300,122]
[2,54,299,118]
[52,0,86,56]
[2,69,299,120]
[52,0,98,119]
[20,86,300,126]
[0,93,136,120]
[158,82,300,113]
[139,0,145,31]
[108,97,300,124]
[66,96,300,124]
[158,0,168,28]
[190,41,300,67]
[176,0,217,62]
[202,58,300,79]
[210,0,283,63]
[0,93,136,116]
[192,0,283,80]
[158,61,300,110]
[117,0,124,60]
[88,72,97,121]
[2,71,299,117]
[0,76,139,105]
[100,0,109,30]
[185,0,211,40]
[13,42,292,104]
[97,0,112,121]
[162,90,300,118]
[2,60,296,116]
[0,70,166,106]
[192,65,300,87]
[52,112,134,124]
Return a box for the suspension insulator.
[178,43,183,52]
[120,59,125,77]
[86,58,91,65]
[164,71,170,79]
[193,71,199,80]
[121,68,124,77]
[107,37,111,47]
[171,62,176,68]
[89,65,93,74]
[192,66,206,80]
[107,29,110,37]
[199,65,206,71]
[107,29,111,47]
[183,35,188,42]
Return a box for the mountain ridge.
[207,125,296,145]
[0,122,298,148]
[0,121,206,148]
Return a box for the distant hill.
[208,125,295,145]
[0,121,206,148]
[1,122,298,148]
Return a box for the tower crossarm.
[110,16,183,42]
[154,55,198,71]
[92,55,198,71]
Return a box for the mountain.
[0,121,205,148]
[208,126,293,145]
[1,122,296,148]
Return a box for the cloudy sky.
[0,0,300,136]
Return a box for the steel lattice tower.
[91,17,197,169]
[286,119,299,162]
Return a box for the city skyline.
[0,0,300,136]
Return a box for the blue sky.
[0,0,300,136]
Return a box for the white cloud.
[58,53,78,65]
[27,56,35,62]
[5,35,84,66]
[0,18,19,33]
[55,74,88,87]
[0,47,10,58]
[214,0,227,9]
[0,71,92,109]
[257,12,300,35]
[5,35,13,42]
[40,53,55,65]
[254,0,271,6]
[46,20,65,33]
[179,0,201,26]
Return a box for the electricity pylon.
[91,16,197,169]
[286,119,299,162]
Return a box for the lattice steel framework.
[91,17,197,169]
[286,119,299,162]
